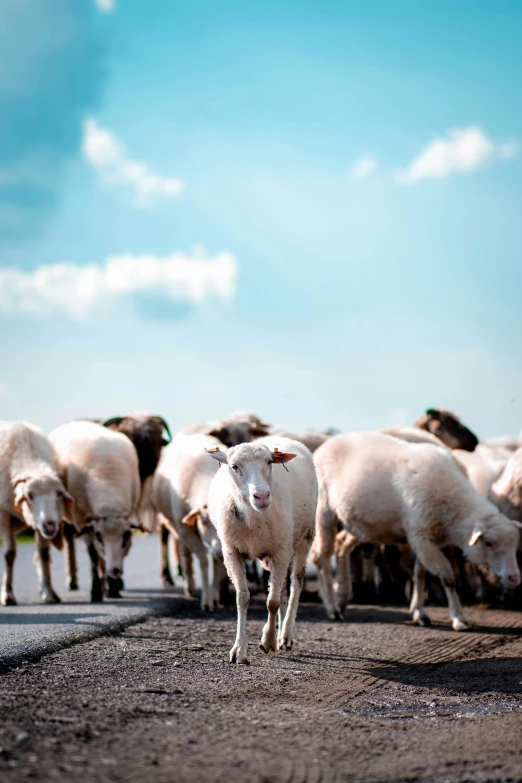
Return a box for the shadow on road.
[364,655,522,695]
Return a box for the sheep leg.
[277,570,289,636]
[160,524,174,587]
[223,548,250,664]
[63,523,79,590]
[180,544,196,597]
[335,531,358,613]
[260,558,288,654]
[278,539,311,650]
[409,559,431,627]
[34,532,61,604]
[311,507,342,620]
[86,535,104,602]
[1,516,17,606]
[410,537,471,631]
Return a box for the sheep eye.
[484,540,494,549]
[122,530,131,547]
[27,492,34,502]
[267,460,273,466]
[231,464,239,472]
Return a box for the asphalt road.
[0,532,183,672]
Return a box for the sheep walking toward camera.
[49,421,140,602]
[0,421,73,606]
[312,431,521,630]
[207,436,317,664]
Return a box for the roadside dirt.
[1,597,522,782]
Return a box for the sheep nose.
[506,572,521,588]
[253,489,271,503]
[109,567,122,579]
[43,520,57,537]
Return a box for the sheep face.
[416,409,478,452]
[208,443,296,512]
[88,517,137,582]
[207,422,265,448]
[467,513,521,589]
[14,476,72,540]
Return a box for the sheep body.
[208,435,317,663]
[152,433,225,609]
[312,431,520,630]
[49,421,140,601]
[0,421,68,605]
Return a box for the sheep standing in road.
[0,421,72,606]
[152,433,226,610]
[49,421,140,602]
[102,413,172,587]
[207,436,317,664]
[312,432,521,630]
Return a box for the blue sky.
[1,0,521,438]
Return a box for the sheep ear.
[13,483,27,512]
[206,447,228,464]
[468,528,483,546]
[271,449,297,464]
[182,509,200,527]
[428,420,442,433]
[510,520,522,530]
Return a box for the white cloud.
[396,126,518,184]
[82,118,184,206]
[94,0,116,12]
[0,251,237,318]
[350,155,378,181]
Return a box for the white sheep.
[207,436,317,664]
[312,431,521,631]
[152,433,226,611]
[49,421,140,602]
[0,421,72,605]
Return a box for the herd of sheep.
[1,408,521,664]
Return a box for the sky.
[0,0,521,438]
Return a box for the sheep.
[490,447,522,522]
[49,421,140,602]
[414,408,478,451]
[312,431,521,630]
[207,436,317,664]
[102,413,172,587]
[0,421,73,606]
[270,430,331,453]
[151,433,226,610]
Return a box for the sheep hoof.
[1,593,17,606]
[412,610,431,627]
[68,580,79,591]
[42,592,61,604]
[333,610,343,622]
[162,570,174,587]
[452,617,472,632]
[229,648,249,664]
[277,637,293,651]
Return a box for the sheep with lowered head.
[207,436,317,664]
[49,421,141,601]
[312,431,521,630]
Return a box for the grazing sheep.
[414,408,478,451]
[0,421,73,606]
[102,413,172,586]
[49,421,140,602]
[207,436,317,664]
[312,432,520,630]
[152,433,226,610]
